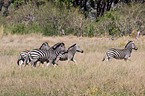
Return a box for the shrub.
[0,1,144,37]
[11,24,26,34]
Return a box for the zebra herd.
[17,41,138,68]
[17,42,84,68]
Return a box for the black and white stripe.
[56,43,84,64]
[17,50,29,66]
[24,42,66,67]
[102,41,138,61]
[17,42,50,67]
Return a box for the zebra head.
[39,42,50,50]
[68,43,84,53]
[125,41,138,50]
[52,42,67,53]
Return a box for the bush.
[11,24,26,34]
[0,1,144,37]
[96,3,145,37]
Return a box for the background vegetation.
[0,0,144,37]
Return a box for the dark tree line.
[72,0,144,18]
[0,0,45,16]
[0,0,144,17]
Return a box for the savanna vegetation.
[0,0,145,95]
[0,35,145,95]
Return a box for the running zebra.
[17,50,29,66]
[24,42,66,67]
[17,42,50,67]
[56,43,84,64]
[102,41,138,61]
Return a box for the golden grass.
[0,34,145,95]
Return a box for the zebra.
[102,41,138,61]
[39,42,50,50]
[17,50,29,66]
[24,42,67,67]
[56,43,84,64]
[17,42,50,67]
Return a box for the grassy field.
[0,34,145,96]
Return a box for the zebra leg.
[102,54,106,61]
[19,60,24,67]
[108,57,113,61]
[67,59,70,64]
[55,56,60,63]
[128,57,131,61]
[37,61,41,67]
[106,53,113,61]
[72,59,77,64]
[31,59,38,67]
[47,60,53,67]
[53,61,58,68]
[124,54,131,61]
[23,59,29,67]
[34,62,37,67]
[40,61,44,67]
[124,57,131,61]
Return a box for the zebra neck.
[69,50,76,56]
[128,48,132,53]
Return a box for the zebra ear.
[53,43,60,49]
[68,43,76,50]
[53,43,64,50]
[44,42,48,45]
[73,43,77,46]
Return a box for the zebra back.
[39,42,50,50]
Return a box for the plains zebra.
[102,41,138,61]
[17,42,50,67]
[24,42,67,67]
[17,50,29,66]
[56,43,84,64]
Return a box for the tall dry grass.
[0,35,145,95]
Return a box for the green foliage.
[11,24,26,34]
[0,1,144,37]
[96,3,145,37]
[11,23,43,35]
[12,0,24,8]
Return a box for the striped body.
[56,43,84,64]
[17,42,50,67]
[102,41,138,61]
[105,48,131,60]
[28,49,50,64]
[25,42,66,67]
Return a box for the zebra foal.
[56,43,84,64]
[24,42,67,67]
[17,42,50,67]
[102,41,138,61]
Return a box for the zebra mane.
[39,42,49,49]
[52,42,65,50]
[125,41,134,48]
[68,43,76,51]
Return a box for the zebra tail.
[102,53,106,61]
[17,55,21,65]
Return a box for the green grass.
[0,35,145,95]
